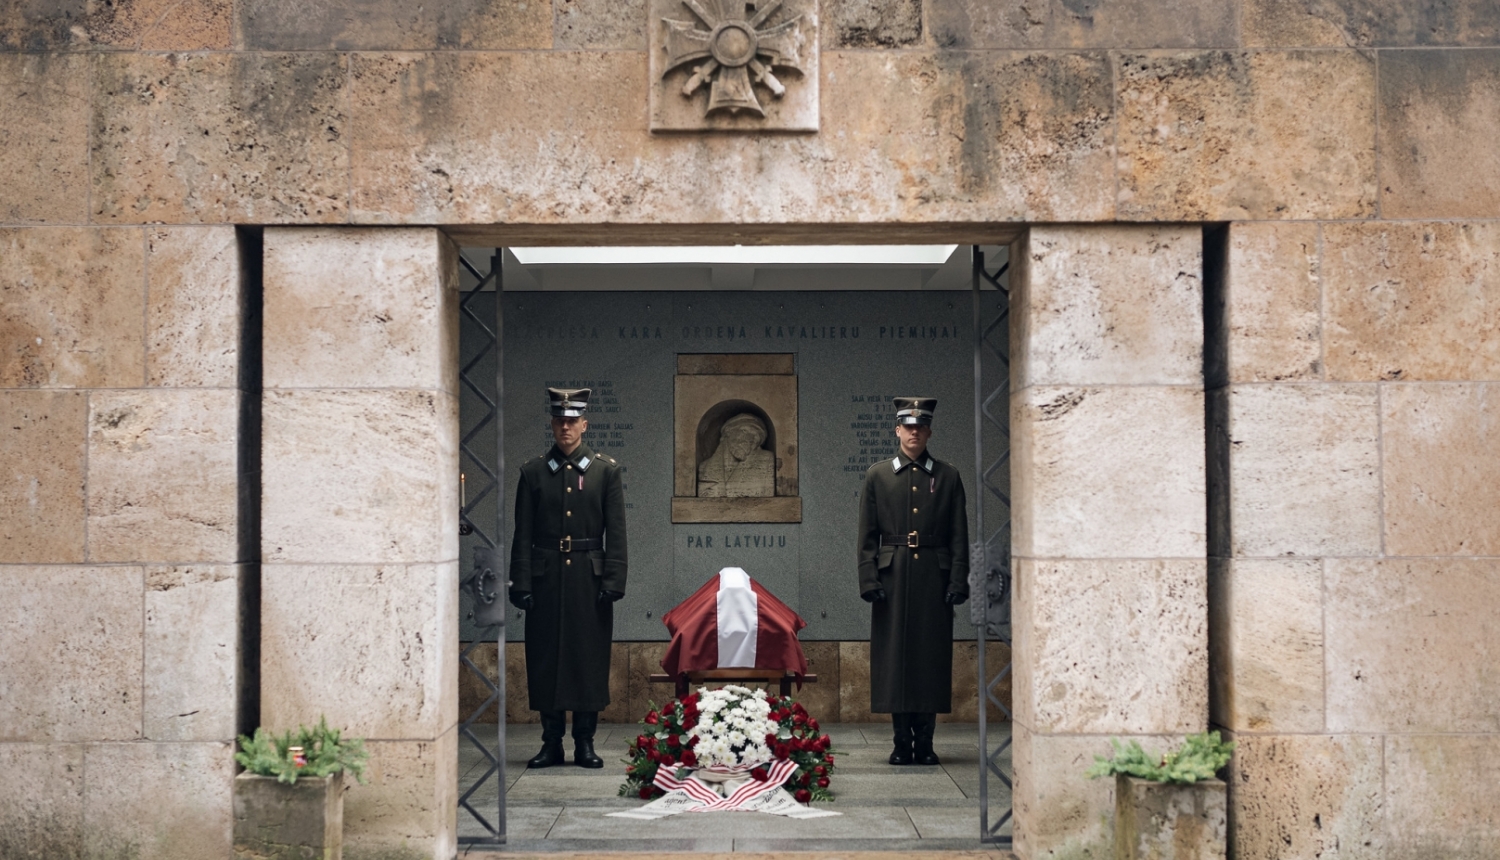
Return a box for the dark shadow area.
[236,226,264,739]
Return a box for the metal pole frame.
[457,251,507,847]
[973,246,1013,847]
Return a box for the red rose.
[825,753,835,764]
[792,702,807,715]
[668,734,681,747]
[764,733,777,745]
[794,789,811,803]
[687,735,700,748]
[660,754,675,767]
[814,765,826,777]
[774,744,790,760]
[683,693,698,706]
[817,777,830,788]
[645,711,660,725]
[751,766,769,782]
[636,734,649,748]
[793,713,807,726]
[681,750,697,767]
[639,786,654,800]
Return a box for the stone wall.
[2,1,1499,859]
[1209,220,1500,860]
[5,2,1496,230]
[260,227,460,860]
[0,225,253,859]
[1010,225,1209,859]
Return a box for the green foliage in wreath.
[618,687,837,804]
[235,716,369,785]
[1086,731,1234,785]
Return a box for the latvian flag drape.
[660,567,809,682]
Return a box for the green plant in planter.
[1085,731,1234,784]
[235,716,369,785]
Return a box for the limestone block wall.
[0,1,1498,859]
[8,1,1498,231]
[0,225,253,858]
[1210,220,1500,860]
[1009,225,1209,859]
[260,227,460,860]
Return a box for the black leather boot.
[572,710,604,768]
[528,711,566,768]
[913,713,940,765]
[888,713,913,766]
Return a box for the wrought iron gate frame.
[451,245,1009,847]
[457,251,507,847]
[972,245,1014,847]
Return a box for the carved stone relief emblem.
[649,0,818,132]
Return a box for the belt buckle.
[559,536,572,553]
[906,530,919,549]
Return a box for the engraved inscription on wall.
[498,291,975,642]
[845,395,899,474]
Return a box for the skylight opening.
[509,245,959,266]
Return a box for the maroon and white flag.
[660,567,809,682]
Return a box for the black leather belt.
[533,537,602,553]
[881,531,945,548]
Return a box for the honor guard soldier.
[856,397,969,766]
[509,387,628,768]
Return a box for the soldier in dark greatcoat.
[856,397,969,766]
[509,387,628,768]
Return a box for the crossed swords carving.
[661,0,806,117]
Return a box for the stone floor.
[455,722,1013,855]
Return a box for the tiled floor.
[455,722,1013,855]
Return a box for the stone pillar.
[261,227,459,860]
[1009,226,1208,859]
[0,226,248,858]
[1212,220,1500,860]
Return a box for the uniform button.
[566,465,573,470]
[914,552,920,559]
[566,558,572,566]
[566,488,572,493]
[912,507,919,513]
[566,511,572,516]
[912,486,917,491]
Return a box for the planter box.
[234,772,343,860]
[1115,774,1226,860]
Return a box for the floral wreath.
[619,685,836,803]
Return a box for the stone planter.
[233,772,343,860]
[1114,774,1226,860]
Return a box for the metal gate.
[971,245,1014,847]
[452,245,1009,847]
[457,251,507,847]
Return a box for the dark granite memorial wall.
[461,290,981,642]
